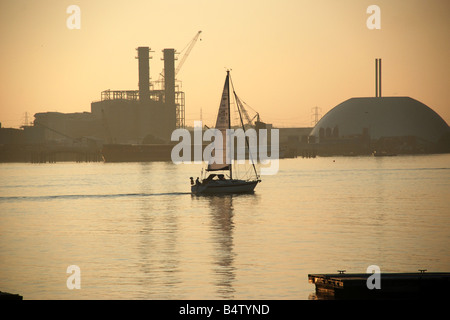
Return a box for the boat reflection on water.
[191,193,260,299]
[208,195,236,298]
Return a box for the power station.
[1,53,449,162]
[0,39,196,162]
[91,47,180,145]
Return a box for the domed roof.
[310,97,449,143]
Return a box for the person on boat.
[190,177,194,185]
[195,177,200,185]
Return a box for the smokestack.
[137,47,150,103]
[378,58,382,97]
[375,59,378,97]
[375,58,382,97]
[163,48,176,106]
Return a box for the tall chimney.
[137,47,150,103]
[375,58,382,97]
[378,58,382,97]
[375,59,378,97]
[163,48,176,106]
[163,48,177,136]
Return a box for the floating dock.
[0,291,23,300]
[308,272,450,299]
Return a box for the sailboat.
[190,71,261,194]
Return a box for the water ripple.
[0,192,191,202]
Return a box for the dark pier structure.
[309,272,450,300]
[0,291,23,300]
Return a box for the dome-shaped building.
[309,97,450,155]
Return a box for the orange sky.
[0,0,449,128]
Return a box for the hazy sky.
[1,0,449,128]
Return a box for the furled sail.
[207,73,231,171]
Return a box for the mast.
[229,73,259,181]
[227,70,232,180]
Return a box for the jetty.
[0,291,23,300]
[308,271,450,299]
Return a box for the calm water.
[0,154,449,299]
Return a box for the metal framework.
[176,91,185,128]
[101,90,139,101]
[100,88,185,129]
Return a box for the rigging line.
[229,75,260,180]
[226,71,233,180]
[238,97,257,114]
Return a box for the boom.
[175,31,202,76]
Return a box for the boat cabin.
[203,174,227,182]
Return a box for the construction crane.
[175,30,202,77]
[157,31,202,81]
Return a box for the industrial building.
[2,54,449,162]
[91,47,183,145]
[0,45,186,162]
[308,96,450,155]
[33,47,182,146]
[33,111,101,143]
[307,59,450,156]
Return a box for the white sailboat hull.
[191,179,259,194]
